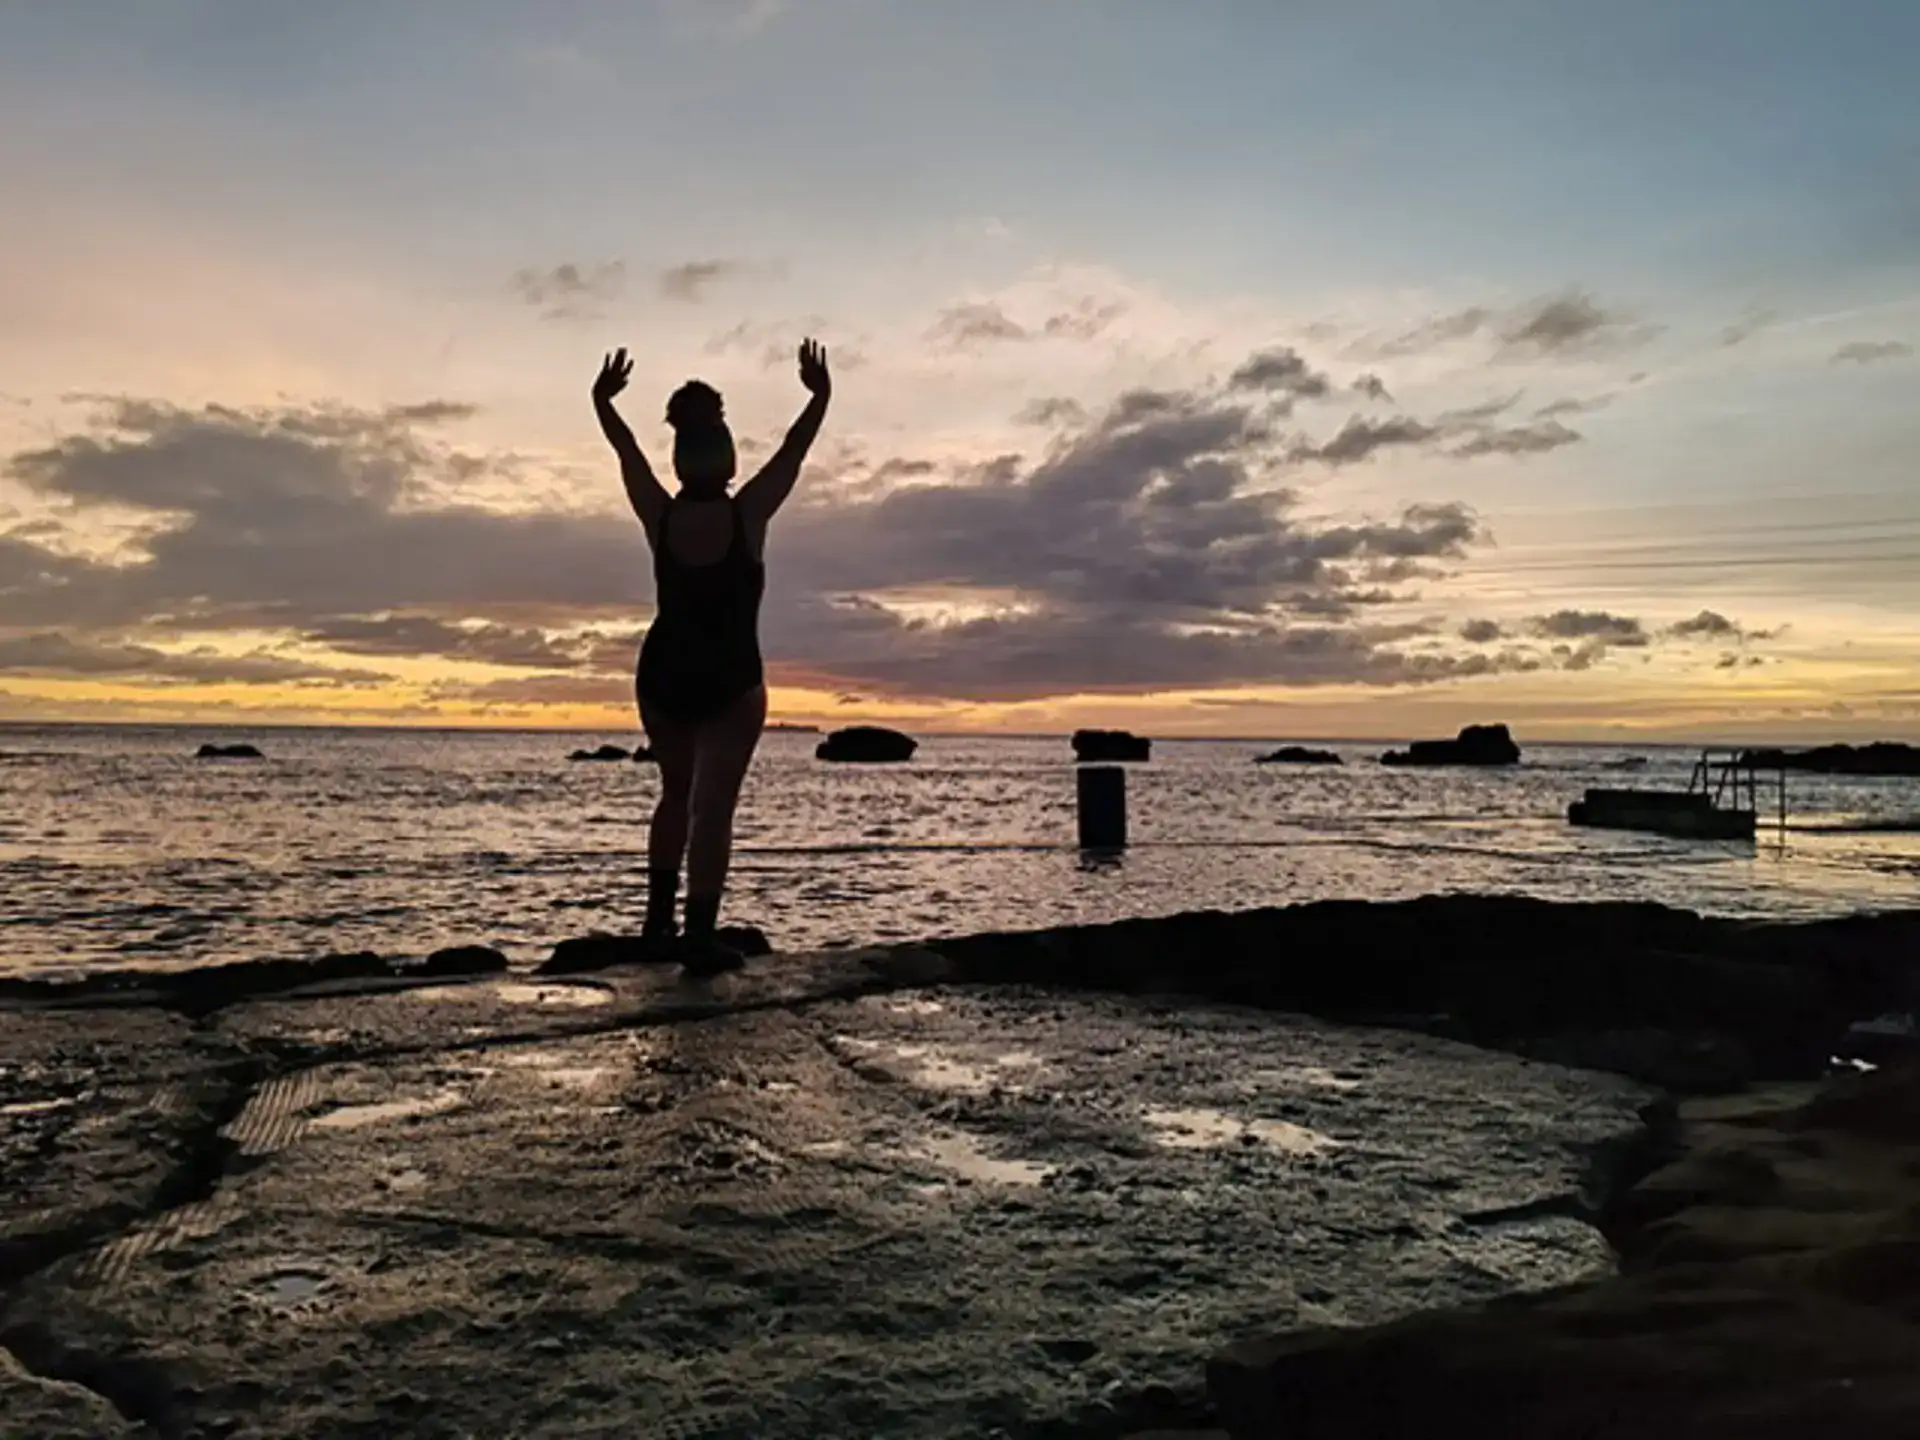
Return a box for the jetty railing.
[1691,749,1787,836]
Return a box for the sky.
[1,0,1917,741]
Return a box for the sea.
[1,723,1916,980]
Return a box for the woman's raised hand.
[797,338,830,398]
[593,347,633,403]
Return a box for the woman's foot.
[636,922,680,961]
[677,935,745,978]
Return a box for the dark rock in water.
[1380,723,1520,767]
[815,726,917,763]
[1207,1058,1920,1440]
[1255,746,1342,765]
[1740,741,1920,776]
[419,945,511,977]
[195,742,263,759]
[536,926,773,975]
[568,744,630,762]
[1071,728,1151,762]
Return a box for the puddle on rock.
[246,1264,333,1310]
[406,980,613,1008]
[490,981,614,1008]
[1143,1105,1337,1155]
[910,1131,1054,1187]
[491,1047,623,1091]
[1243,1065,1362,1093]
[0,1096,76,1117]
[309,1089,466,1131]
[870,996,945,1016]
[836,1037,1042,1094]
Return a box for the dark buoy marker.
[1077,764,1127,850]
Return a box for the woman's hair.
[665,380,727,434]
[666,379,735,487]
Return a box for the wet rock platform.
[4,896,1918,1438]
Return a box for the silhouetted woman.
[593,339,830,973]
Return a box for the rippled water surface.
[2,724,1915,976]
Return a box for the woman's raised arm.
[592,347,670,534]
[739,338,830,526]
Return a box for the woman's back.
[641,497,765,721]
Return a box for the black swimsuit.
[636,498,766,722]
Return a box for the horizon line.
[0,717,1904,750]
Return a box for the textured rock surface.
[1208,1061,1920,1438]
[0,1347,138,1440]
[7,897,1919,1438]
[2,948,1650,1439]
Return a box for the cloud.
[1227,347,1332,402]
[1374,291,1657,360]
[298,614,596,669]
[0,632,387,686]
[1668,609,1741,640]
[1278,377,1591,468]
[2,397,648,636]
[1529,610,1649,645]
[926,294,1127,348]
[1719,305,1778,347]
[1498,291,1656,355]
[1459,619,1505,643]
[1351,373,1392,402]
[1488,610,1779,678]
[1376,307,1492,357]
[1436,393,1523,426]
[1288,415,1438,466]
[749,381,1499,699]
[509,262,627,321]
[1013,396,1088,428]
[1517,609,1664,672]
[1831,340,1914,365]
[927,301,1031,348]
[428,673,632,707]
[1665,610,1778,644]
[0,348,1624,708]
[660,259,749,303]
[386,401,480,426]
[1042,297,1127,340]
[1450,419,1582,458]
[1533,394,1611,418]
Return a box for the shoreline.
[10,894,1915,1093]
[5,895,1918,1437]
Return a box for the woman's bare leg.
[639,698,697,934]
[684,683,768,917]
